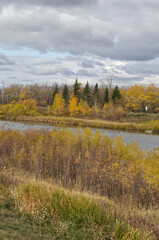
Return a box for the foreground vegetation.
[0,128,159,239]
[0,169,156,239]
[0,128,159,208]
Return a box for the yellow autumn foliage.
[52,93,65,116]
[125,85,146,112]
[68,93,79,116]
[0,98,38,119]
[0,128,158,208]
[78,99,90,116]
[102,103,125,120]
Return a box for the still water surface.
[0,120,159,150]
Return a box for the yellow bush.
[0,98,38,119]
[102,103,125,120]
[0,128,158,207]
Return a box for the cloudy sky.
[0,0,159,87]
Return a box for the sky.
[0,0,159,87]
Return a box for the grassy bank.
[0,169,156,240]
[122,112,159,123]
[16,115,159,133]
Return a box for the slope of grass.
[0,185,51,240]
[0,209,52,240]
[0,170,155,240]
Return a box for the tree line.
[0,80,159,115]
[0,80,123,107]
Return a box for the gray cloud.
[77,69,97,77]
[1,1,159,61]
[0,0,99,9]
[81,60,94,69]
[0,54,14,65]
[27,66,75,76]
[80,59,105,69]
[113,76,143,84]
[0,67,12,71]
[122,59,159,76]
[0,54,159,87]
[0,8,112,55]
[0,1,159,86]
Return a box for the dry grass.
[0,169,157,240]
[16,115,159,133]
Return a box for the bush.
[0,99,38,119]
[102,103,125,120]
[0,128,158,208]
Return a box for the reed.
[16,115,159,133]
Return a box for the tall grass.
[149,120,159,133]
[0,128,158,208]
[0,171,154,240]
[14,183,153,240]
[16,115,159,133]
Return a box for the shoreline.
[14,115,158,134]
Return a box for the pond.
[0,120,159,150]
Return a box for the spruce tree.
[73,79,80,99]
[93,83,100,105]
[51,84,59,105]
[62,84,69,104]
[104,86,109,104]
[112,85,122,104]
[83,81,92,106]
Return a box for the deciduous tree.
[68,93,79,116]
[52,93,65,116]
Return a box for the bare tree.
[107,74,113,91]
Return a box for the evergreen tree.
[93,83,100,105]
[104,86,109,104]
[83,81,92,106]
[112,85,122,104]
[62,84,69,104]
[51,84,59,105]
[73,79,80,99]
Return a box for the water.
[0,120,159,150]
